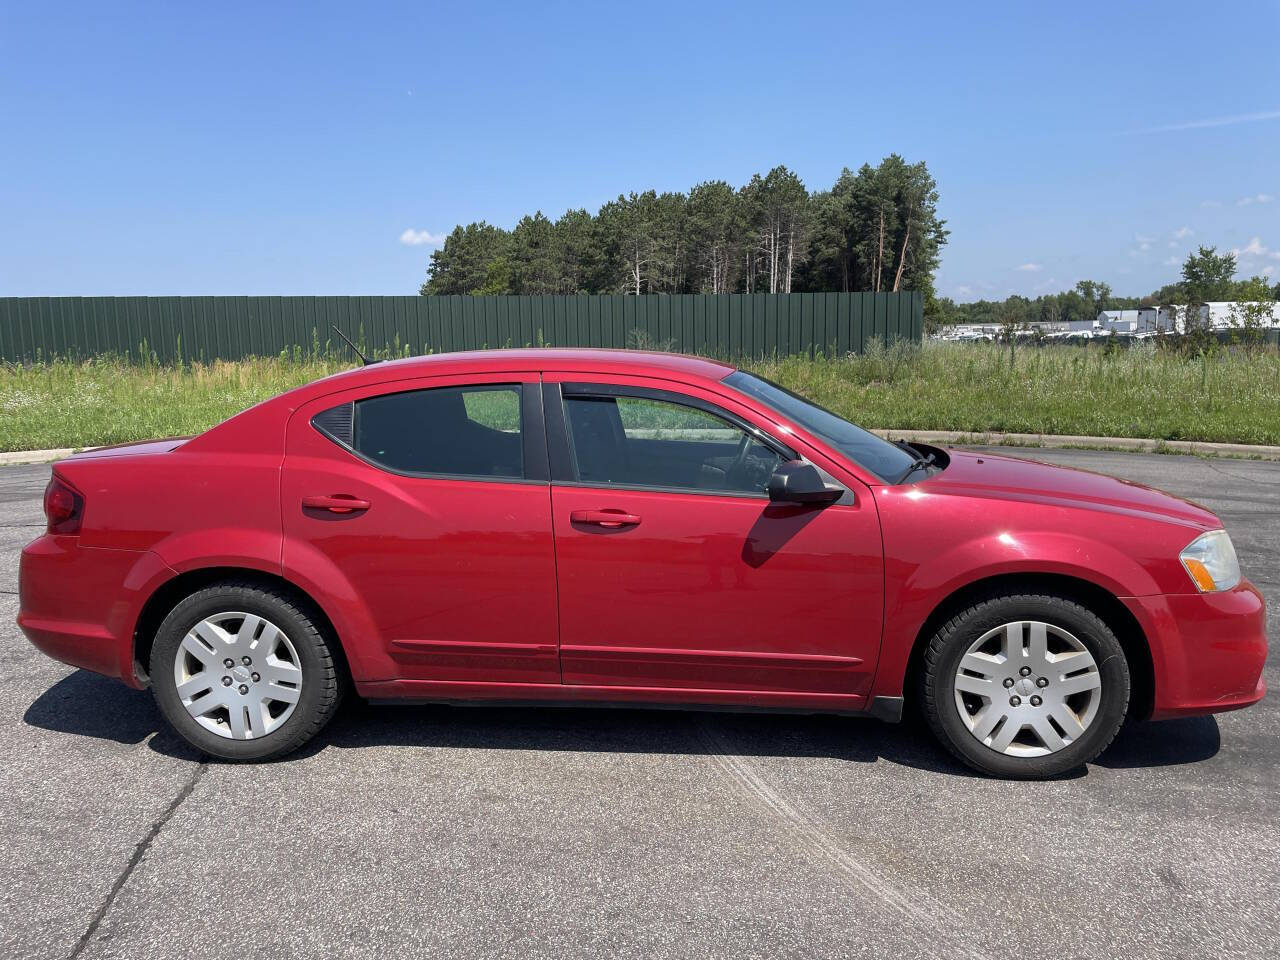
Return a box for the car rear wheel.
[151,581,343,761]
[921,593,1129,779]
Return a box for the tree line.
[420,156,948,304]
[935,247,1280,332]
[934,280,1138,332]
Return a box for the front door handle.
[570,509,641,528]
[302,494,370,514]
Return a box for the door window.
[562,392,782,495]
[316,384,524,479]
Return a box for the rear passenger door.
[281,373,561,687]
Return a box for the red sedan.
[18,349,1267,777]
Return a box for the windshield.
[723,370,918,483]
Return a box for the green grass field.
[2,341,1279,452]
[753,340,1280,447]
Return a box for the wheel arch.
[132,567,351,687]
[900,572,1155,723]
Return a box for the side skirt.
[357,680,903,722]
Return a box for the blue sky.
[2,1,1278,299]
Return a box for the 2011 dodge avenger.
[19,349,1267,777]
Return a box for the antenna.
[331,324,379,366]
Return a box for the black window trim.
[310,381,550,485]
[544,381,799,498]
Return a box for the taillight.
[44,476,84,534]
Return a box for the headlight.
[1179,530,1241,593]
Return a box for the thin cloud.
[1231,237,1268,258]
[1173,226,1193,239]
[1237,193,1275,206]
[1125,109,1280,135]
[1164,255,1181,266]
[400,228,447,246]
[1014,263,1042,272]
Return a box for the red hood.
[919,449,1220,530]
[63,437,189,460]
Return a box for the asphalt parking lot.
[1,448,1276,960]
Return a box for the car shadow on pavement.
[315,698,985,776]
[21,669,204,760]
[1096,715,1222,769]
[24,669,1221,776]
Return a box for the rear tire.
[151,581,343,761]
[920,593,1129,779]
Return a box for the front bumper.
[1124,579,1268,720]
[18,535,175,689]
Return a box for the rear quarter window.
[314,384,524,479]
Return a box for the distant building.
[1097,310,1140,333]
[1095,304,1280,334]
[1200,302,1280,330]
[936,300,1280,343]
[1061,318,1097,333]
[1154,303,1280,332]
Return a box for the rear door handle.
[302,494,370,514]
[570,509,641,528]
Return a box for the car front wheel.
[921,593,1130,779]
[150,580,344,761]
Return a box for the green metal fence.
[0,293,922,364]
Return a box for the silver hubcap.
[953,620,1102,757]
[173,612,302,740]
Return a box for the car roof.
[304,348,737,396]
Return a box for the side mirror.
[767,460,842,505]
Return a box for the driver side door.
[545,375,885,706]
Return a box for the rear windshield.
[723,370,916,482]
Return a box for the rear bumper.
[1124,580,1268,720]
[18,535,175,689]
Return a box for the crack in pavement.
[1199,458,1280,486]
[66,759,209,960]
[696,721,992,960]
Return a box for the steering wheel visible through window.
[559,387,786,496]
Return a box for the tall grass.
[2,341,1279,452]
[0,355,352,451]
[752,340,1280,445]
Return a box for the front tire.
[151,581,343,761]
[921,593,1129,779]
